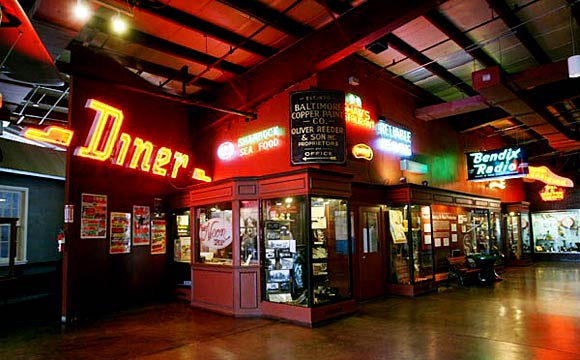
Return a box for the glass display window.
[173,210,191,263]
[261,196,351,307]
[240,200,259,266]
[531,210,580,253]
[262,196,306,305]
[195,202,233,265]
[310,197,350,305]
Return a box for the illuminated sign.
[376,120,412,156]
[400,159,428,174]
[217,126,284,160]
[488,180,506,190]
[539,185,565,201]
[352,143,373,160]
[238,126,283,157]
[22,126,74,147]
[345,93,375,129]
[24,99,211,182]
[466,146,528,181]
[525,166,574,187]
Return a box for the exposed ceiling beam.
[137,0,277,58]
[424,10,498,68]
[66,41,222,91]
[415,95,490,121]
[85,16,247,75]
[484,0,551,65]
[447,107,511,132]
[384,34,479,97]
[217,0,312,38]
[211,0,442,123]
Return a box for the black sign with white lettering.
[290,90,346,165]
[466,146,528,181]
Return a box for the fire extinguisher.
[57,230,66,252]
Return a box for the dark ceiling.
[1,0,579,173]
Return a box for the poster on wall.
[151,219,167,255]
[80,193,107,239]
[389,210,407,244]
[289,90,346,165]
[132,205,151,245]
[110,212,131,254]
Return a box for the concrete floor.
[1,262,579,360]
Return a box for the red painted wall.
[63,47,203,320]
[200,55,524,203]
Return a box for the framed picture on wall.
[80,193,107,239]
[132,205,150,246]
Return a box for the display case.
[261,196,351,307]
[384,184,501,295]
[170,209,191,302]
[531,210,580,261]
[503,202,533,265]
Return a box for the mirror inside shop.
[388,204,501,285]
[531,210,580,253]
[262,196,350,307]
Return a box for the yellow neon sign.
[22,126,74,147]
[24,99,210,182]
[539,185,565,201]
[525,166,573,187]
[352,143,373,160]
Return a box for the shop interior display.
[173,213,191,263]
[262,197,349,306]
[532,211,580,253]
[240,201,259,266]
[196,203,233,265]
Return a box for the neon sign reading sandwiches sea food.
[466,146,527,181]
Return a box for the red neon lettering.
[152,147,172,176]
[22,126,74,147]
[129,137,153,172]
[75,99,124,160]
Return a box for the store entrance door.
[356,206,385,300]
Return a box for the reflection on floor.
[1,262,579,360]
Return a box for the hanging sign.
[290,90,346,165]
[539,185,565,201]
[466,146,528,181]
[375,120,412,156]
[525,166,574,187]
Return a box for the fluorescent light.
[568,55,580,78]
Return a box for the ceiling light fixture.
[73,0,91,20]
[569,8,580,78]
[111,12,127,34]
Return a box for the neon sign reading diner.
[24,99,211,182]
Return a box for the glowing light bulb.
[111,14,127,34]
[73,1,90,20]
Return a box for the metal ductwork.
[472,66,580,152]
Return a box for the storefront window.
[531,210,580,253]
[262,196,306,305]
[506,212,522,259]
[240,200,259,265]
[261,196,351,306]
[196,202,233,265]
[310,197,350,305]
[387,206,410,285]
[173,210,191,263]
[521,211,531,256]
[413,205,434,282]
